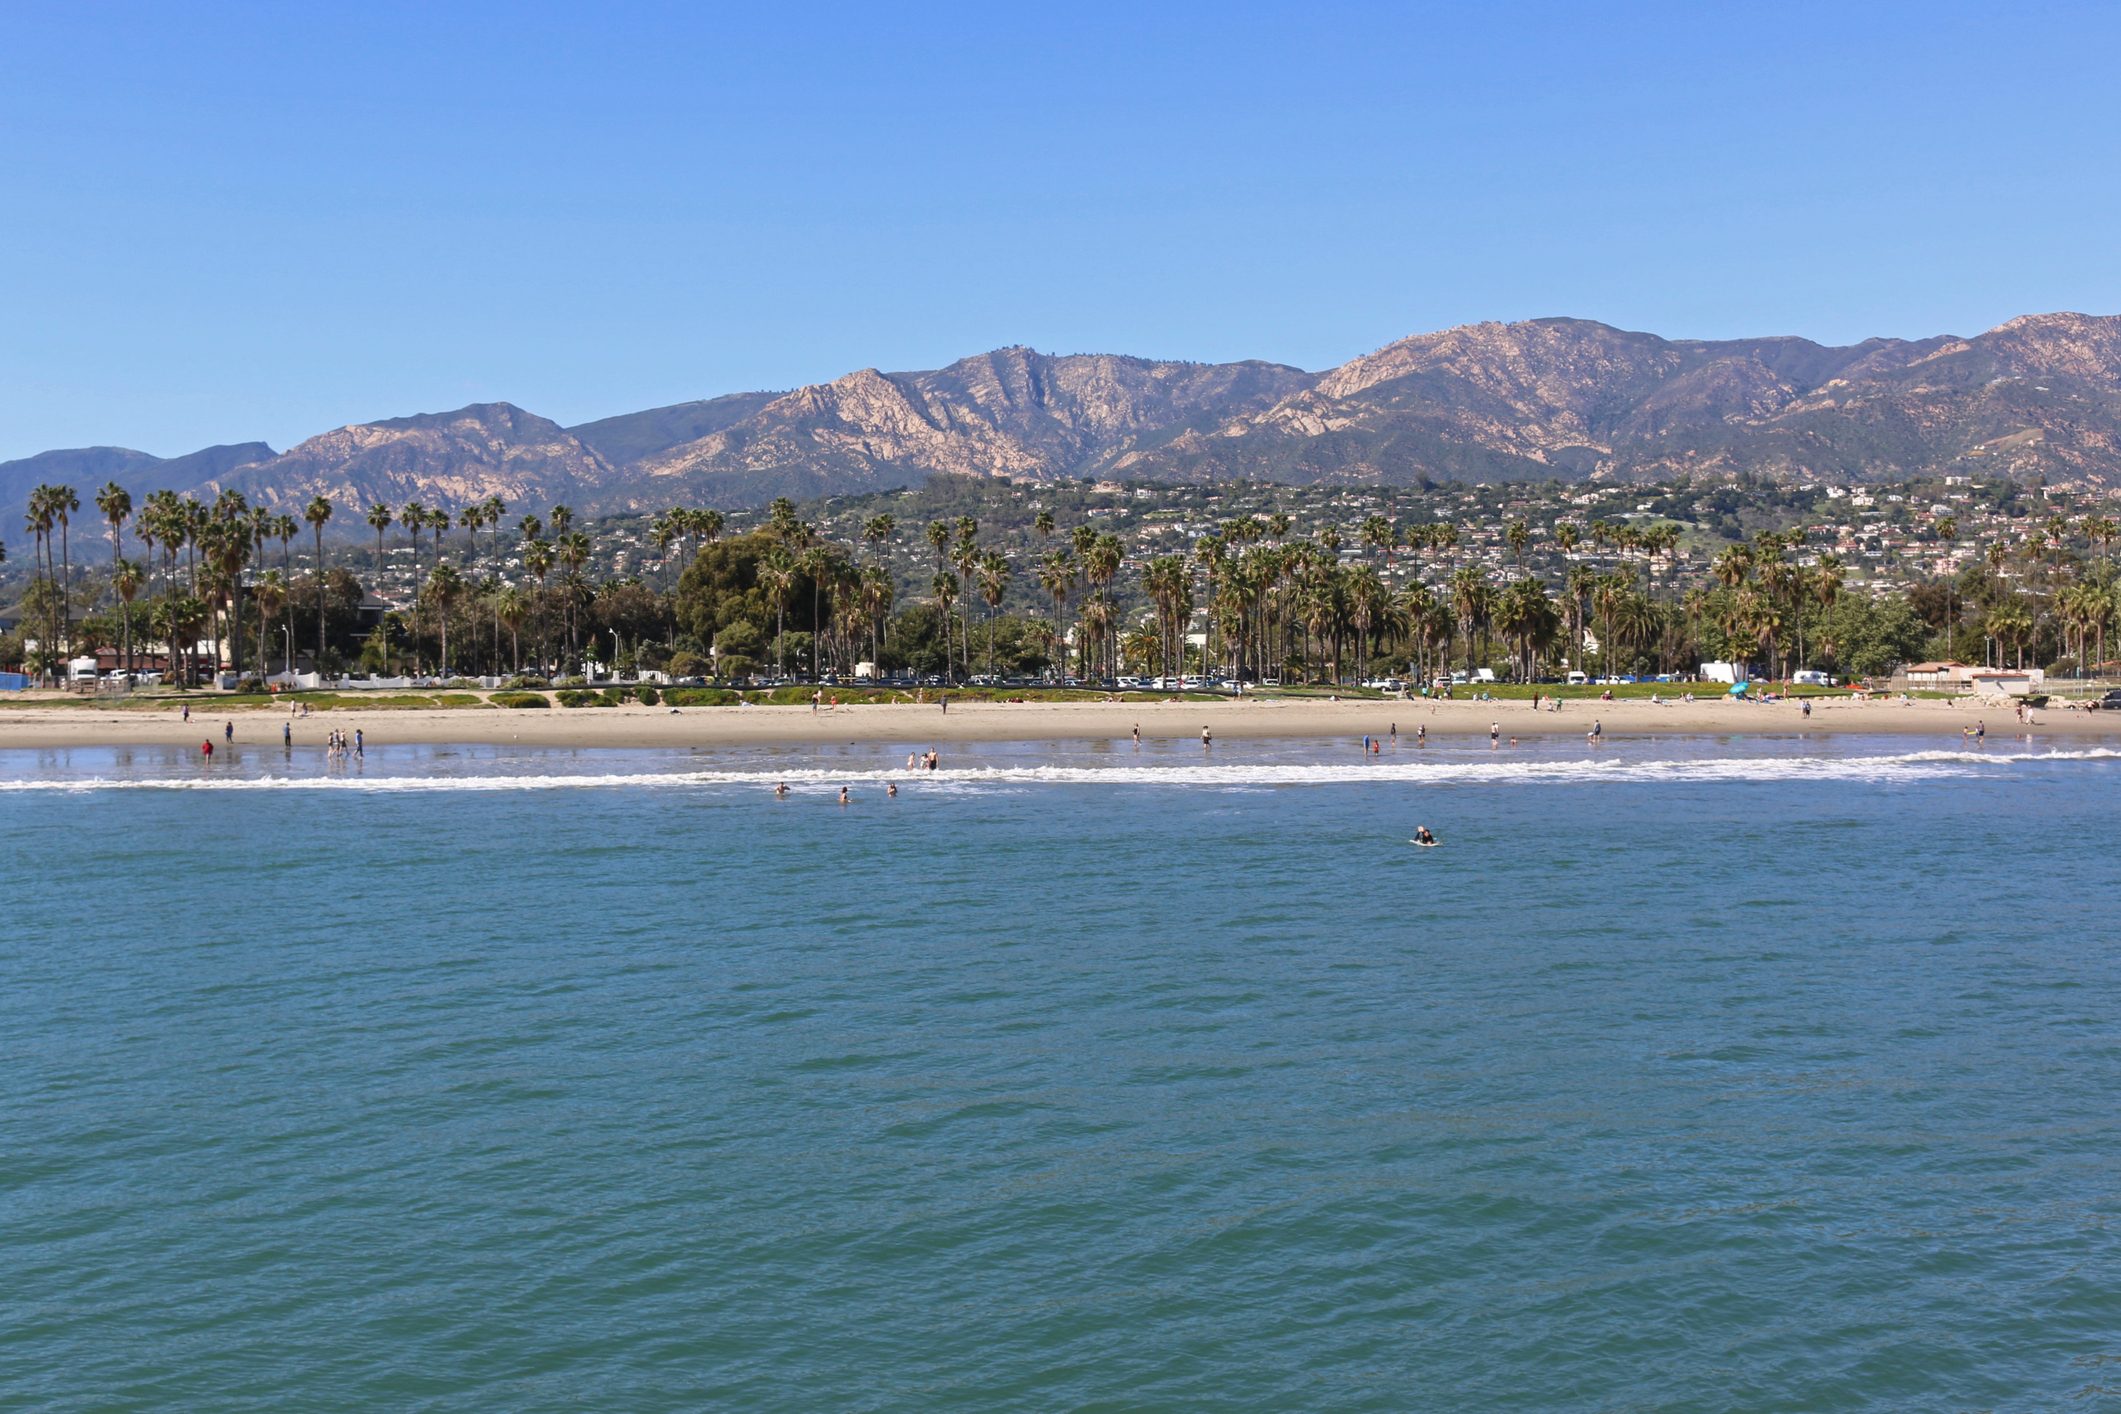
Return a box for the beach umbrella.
[1728,681,1749,696]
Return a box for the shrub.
[557,675,589,689]
[556,689,599,708]
[493,691,550,709]
[502,674,550,690]
[664,687,740,706]
[634,685,660,706]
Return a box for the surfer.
[1414,825,1437,846]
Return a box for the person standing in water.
[354,728,364,756]
[1588,719,1603,743]
[1132,723,1140,747]
[1201,726,1212,748]
[838,786,850,805]
[1489,722,1500,747]
[223,721,234,744]
[282,722,292,748]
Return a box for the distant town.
[4,472,2117,695]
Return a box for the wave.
[2,747,2116,794]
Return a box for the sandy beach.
[1,693,2113,751]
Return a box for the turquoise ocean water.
[3,733,2118,1408]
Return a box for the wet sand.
[0,693,2109,751]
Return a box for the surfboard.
[1410,839,1440,848]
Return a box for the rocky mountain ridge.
[7,313,2120,533]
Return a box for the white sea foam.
[1,747,2115,793]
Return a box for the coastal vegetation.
[7,472,2121,692]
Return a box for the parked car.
[2090,690,2121,710]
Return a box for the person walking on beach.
[182,704,191,724]
[354,729,364,756]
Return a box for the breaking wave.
[2,747,2117,793]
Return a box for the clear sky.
[4,1,2118,460]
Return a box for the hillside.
[7,313,2121,528]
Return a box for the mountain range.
[8,312,2121,535]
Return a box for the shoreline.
[1,695,2112,751]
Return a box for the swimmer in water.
[838,786,850,805]
[887,781,898,798]
[773,782,789,798]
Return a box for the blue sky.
[4,1,2118,460]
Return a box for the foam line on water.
[1,747,2115,793]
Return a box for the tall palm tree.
[977,551,1009,680]
[254,570,287,674]
[367,502,394,571]
[759,547,796,679]
[426,563,466,674]
[496,584,529,673]
[930,571,957,678]
[556,530,591,669]
[305,495,333,664]
[522,538,555,671]
[113,556,143,677]
[1038,549,1076,682]
[96,482,132,602]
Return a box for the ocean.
[3,734,2117,1409]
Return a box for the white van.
[1566,670,1588,686]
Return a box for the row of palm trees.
[23,472,2121,687]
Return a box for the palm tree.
[305,495,333,664]
[358,496,398,564]
[556,529,590,668]
[495,585,529,673]
[522,538,555,671]
[1449,567,1486,675]
[96,482,132,601]
[930,570,957,677]
[977,551,1009,680]
[863,513,897,564]
[761,547,796,678]
[1038,549,1076,682]
[254,570,287,674]
[1506,519,1530,571]
[1033,509,1055,542]
[113,557,143,677]
[52,483,80,648]
[426,563,466,674]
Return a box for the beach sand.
[0,693,2110,751]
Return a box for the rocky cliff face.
[11,314,2121,526]
[610,348,1312,507]
[220,404,615,514]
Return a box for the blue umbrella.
[1728,681,1749,696]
